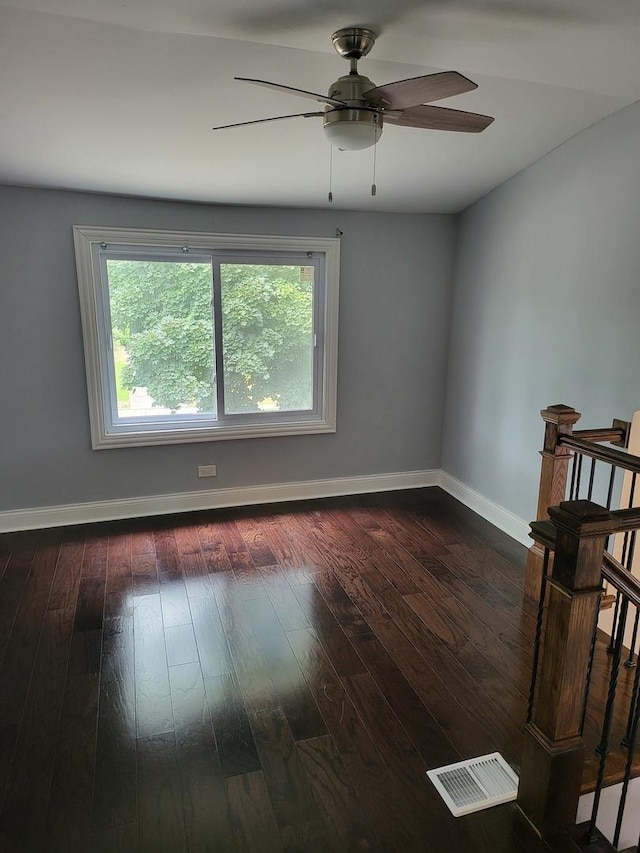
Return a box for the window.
[73,226,339,448]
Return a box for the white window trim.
[73,225,340,449]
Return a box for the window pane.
[105,259,216,419]
[220,264,314,414]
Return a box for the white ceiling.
[0,0,639,213]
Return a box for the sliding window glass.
[73,227,339,448]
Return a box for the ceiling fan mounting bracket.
[331,28,377,61]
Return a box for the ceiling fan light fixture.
[323,109,382,151]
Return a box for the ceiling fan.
[212,27,494,151]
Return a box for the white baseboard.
[0,468,531,542]
[0,469,440,533]
[438,472,531,547]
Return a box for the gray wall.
[0,186,456,511]
[442,99,640,523]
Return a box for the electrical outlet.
[197,465,217,478]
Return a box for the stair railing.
[519,406,640,848]
[525,404,630,602]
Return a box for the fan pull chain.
[328,144,334,203]
[371,124,377,197]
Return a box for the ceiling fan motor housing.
[324,73,383,150]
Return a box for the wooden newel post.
[524,405,582,602]
[518,500,616,838]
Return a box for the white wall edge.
[438,471,531,547]
[0,469,440,533]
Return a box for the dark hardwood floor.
[0,488,576,852]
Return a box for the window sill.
[91,416,336,449]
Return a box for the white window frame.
[73,226,340,449]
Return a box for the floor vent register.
[426,753,519,817]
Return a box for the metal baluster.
[620,475,638,570]
[605,464,616,552]
[588,598,629,842]
[608,592,622,654]
[580,585,605,735]
[624,610,640,669]
[575,453,584,499]
[527,548,549,725]
[605,464,616,510]
[613,643,640,848]
[587,457,597,500]
[569,451,579,500]
[624,535,639,670]
[623,604,640,746]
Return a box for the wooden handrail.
[558,435,640,475]
[529,518,640,608]
[601,552,640,608]
[610,506,640,531]
[573,427,628,445]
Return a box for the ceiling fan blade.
[235,77,346,108]
[384,104,494,133]
[363,71,477,109]
[212,112,323,131]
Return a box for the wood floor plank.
[180,552,216,598]
[244,596,327,742]
[165,623,199,667]
[422,555,533,658]
[0,607,73,851]
[133,594,174,739]
[291,583,367,678]
[286,626,429,851]
[225,770,283,853]
[218,519,261,584]
[257,564,310,632]
[106,531,132,593]
[153,527,180,575]
[45,673,99,853]
[92,612,137,829]
[81,534,108,579]
[0,542,38,660]
[74,576,105,632]
[196,520,232,572]
[174,522,203,556]
[0,489,560,853]
[132,553,159,597]
[259,517,300,569]
[0,536,61,730]
[204,671,262,778]
[447,542,533,613]
[189,593,234,679]
[403,589,530,711]
[130,522,156,558]
[391,552,532,695]
[342,669,480,853]
[350,630,460,770]
[296,734,381,851]
[168,662,234,851]
[371,574,524,761]
[159,571,192,628]
[275,512,329,582]
[235,515,278,568]
[89,822,140,853]
[211,572,278,714]
[437,547,535,638]
[137,732,188,853]
[312,568,371,637]
[249,706,331,851]
[359,607,498,761]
